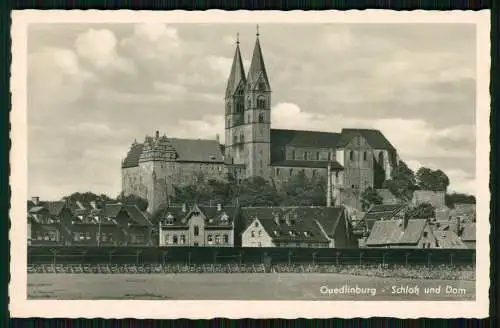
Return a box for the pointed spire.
[247,26,270,90]
[225,33,246,98]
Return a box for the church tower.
[224,33,247,166]
[242,26,272,178]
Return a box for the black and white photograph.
[10,10,490,319]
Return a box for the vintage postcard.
[10,10,490,318]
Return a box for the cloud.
[120,23,181,61]
[74,28,136,74]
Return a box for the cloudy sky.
[27,23,476,200]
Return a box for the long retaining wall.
[27,246,475,266]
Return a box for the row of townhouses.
[27,195,476,249]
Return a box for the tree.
[236,177,280,207]
[405,202,436,220]
[278,171,327,206]
[445,192,476,209]
[116,192,149,212]
[62,192,112,206]
[360,187,383,211]
[382,160,417,201]
[416,167,450,192]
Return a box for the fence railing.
[27,246,475,267]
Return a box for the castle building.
[121,29,399,213]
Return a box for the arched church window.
[233,135,238,145]
[247,114,250,123]
[247,97,251,108]
[258,113,264,123]
[363,151,368,161]
[378,152,384,163]
[349,151,355,161]
[240,132,245,143]
[257,96,266,109]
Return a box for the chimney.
[217,203,222,211]
[216,134,220,143]
[326,162,332,207]
[32,196,40,206]
[155,130,160,139]
[182,203,187,213]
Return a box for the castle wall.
[411,190,446,209]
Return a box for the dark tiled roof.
[198,205,237,227]
[124,204,153,226]
[366,219,427,246]
[337,128,395,150]
[28,206,48,214]
[122,142,144,168]
[271,129,340,148]
[122,138,224,168]
[169,138,224,163]
[461,223,476,242]
[241,206,347,243]
[102,204,123,218]
[363,204,405,230]
[433,230,467,249]
[42,201,66,216]
[270,160,343,169]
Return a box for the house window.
[254,221,258,227]
[423,231,428,238]
[363,151,367,161]
[258,230,262,237]
[194,226,199,236]
[165,235,171,245]
[349,151,355,161]
[312,170,317,177]
[251,231,255,237]
[290,169,293,176]
[328,152,332,161]
[233,135,238,145]
[315,152,320,160]
[291,150,296,159]
[258,113,264,123]
[207,234,213,244]
[276,168,281,176]
[223,234,229,244]
[215,235,221,244]
[257,96,265,108]
[173,235,178,245]
[304,152,308,160]
[194,242,199,246]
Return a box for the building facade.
[121,30,399,213]
[157,204,236,247]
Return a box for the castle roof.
[122,137,224,168]
[271,129,340,148]
[225,41,246,98]
[337,128,396,150]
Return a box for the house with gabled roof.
[121,29,399,213]
[365,217,437,248]
[156,203,237,247]
[27,197,73,246]
[240,206,358,248]
[360,204,408,236]
[460,223,476,249]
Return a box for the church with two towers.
[121,28,399,213]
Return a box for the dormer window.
[221,213,229,223]
[303,231,309,237]
[289,230,296,237]
[273,230,280,236]
[166,213,174,225]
